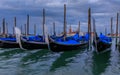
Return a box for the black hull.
[20,37,48,50]
[49,37,88,52]
[0,40,19,48]
[93,40,111,53]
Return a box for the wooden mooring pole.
[6,23,8,34]
[111,17,113,36]
[88,8,92,50]
[21,25,23,34]
[63,4,67,40]
[43,8,45,38]
[27,14,29,36]
[116,13,119,46]
[2,18,6,37]
[24,24,27,36]
[78,21,80,35]
[34,24,36,35]
[13,17,16,35]
[53,22,56,36]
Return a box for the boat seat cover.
[79,33,89,41]
[99,33,112,43]
[57,39,80,45]
[25,36,44,42]
[0,38,16,42]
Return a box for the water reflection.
[92,50,111,75]
[101,50,120,75]
[0,48,24,75]
[18,50,60,75]
[0,49,24,59]
[50,49,85,71]
[49,49,93,75]
[21,49,50,65]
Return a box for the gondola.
[15,26,48,50]
[0,37,19,48]
[19,34,66,50]
[19,35,48,50]
[48,33,89,52]
[92,19,112,53]
[93,33,112,53]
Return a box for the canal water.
[0,39,120,75]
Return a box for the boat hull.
[20,37,48,50]
[48,37,88,52]
[93,40,111,53]
[0,40,19,48]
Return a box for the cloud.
[0,0,119,34]
[89,0,100,3]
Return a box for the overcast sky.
[0,0,119,34]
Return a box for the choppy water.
[0,39,120,75]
